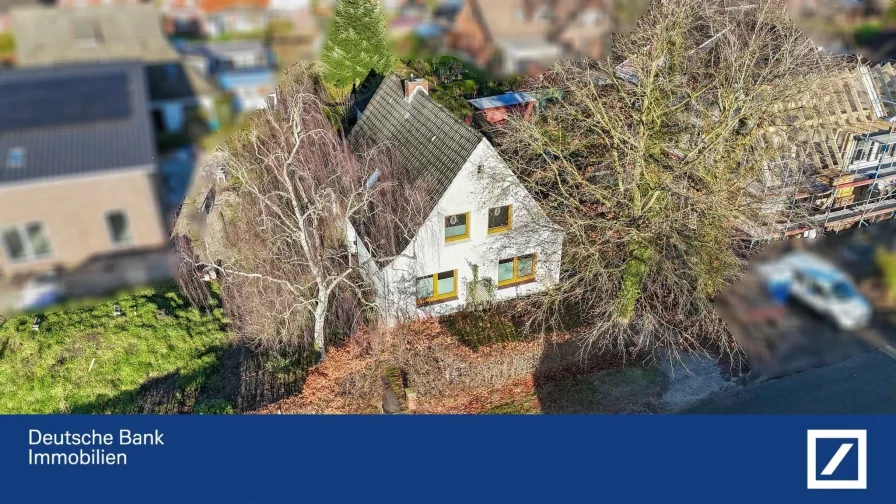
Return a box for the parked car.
[757,251,872,331]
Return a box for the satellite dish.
[493,207,501,216]
[449,215,458,225]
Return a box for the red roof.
[167,0,269,13]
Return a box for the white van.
[757,251,872,331]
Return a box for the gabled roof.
[11,4,179,67]
[348,74,483,254]
[0,0,45,14]
[349,75,483,207]
[469,0,609,51]
[0,61,155,186]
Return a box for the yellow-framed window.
[444,212,470,242]
[497,254,536,287]
[416,270,458,304]
[487,205,512,234]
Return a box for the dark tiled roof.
[349,74,482,211]
[146,62,213,101]
[348,74,483,259]
[0,61,156,186]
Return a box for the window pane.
[437,271,455,295]
[25,223,51,257]
[417,276,434,299]
[107,212,132,244]
[488,205,510,229]
[445,213,467,239]
[2,228,25,260]
[518,255,534,277]
[498,258,514,282]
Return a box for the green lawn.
[489,367,668,414]
[0,285,230,414]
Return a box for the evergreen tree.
[321,0,396,89]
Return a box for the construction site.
[762,60,896,239]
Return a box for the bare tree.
[192,63,427,358]
[497,0,847,362]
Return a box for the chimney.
[404,74,429,101]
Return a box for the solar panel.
[0,73,131,132]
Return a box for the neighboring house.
[757,62,896,238]
[448,0,612,75]
[0,0,45,33]
[468,91,536,125]
[161,0,270,39]
[54,0,149,6]
[180,40,276,112]
[147,61,220,134]
[0,62,168,279]
[11,4,218,136]
[347,75,564,323]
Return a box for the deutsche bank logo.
[807,430,867,490]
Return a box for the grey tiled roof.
[349,74,482,211]
[348,74,483,258]
[0,62,156,186]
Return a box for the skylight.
[6,147,25,169]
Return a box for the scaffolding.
[779,60,896,239]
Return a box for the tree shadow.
[70,344,312,414]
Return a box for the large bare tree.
[497,0,847,361]
[195,64,426,357]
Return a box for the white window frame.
[105,210,134,247]
[1,221,53,263]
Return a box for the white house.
[347,75,564,324]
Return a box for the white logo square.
[807,429,867,490]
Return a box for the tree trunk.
[313,289,328,359]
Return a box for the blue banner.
[0,415,892,503]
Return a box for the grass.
[486,399,539,414]
[0,284,230,414]
[488,367,668,415]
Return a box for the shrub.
[0,33,15,54]
[854,22,882,45]
[441,309,528,350]
[876,246,896,302]
[193,399,235,414]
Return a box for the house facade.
[448,0,611,75]
[0,62,168,280]
[347,75,564,323]
[160,0,270,38]
[180,40,276,112]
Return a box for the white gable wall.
[359,139,564,324]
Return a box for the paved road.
[683,347,896,414]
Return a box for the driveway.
[718,224,896,378]
[682,347,896,414]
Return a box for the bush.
[0,33,15,54]
[429,87,472,121]
[193,399,235,414]
[441,309,529,350]
[876,246,896,302]
[854,22,882,45]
